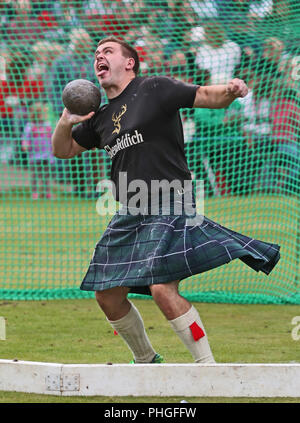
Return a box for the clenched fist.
[226,78,249,98]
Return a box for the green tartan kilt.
[80,200,281,296]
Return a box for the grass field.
[0,189,299,402]
[0,299,300,402]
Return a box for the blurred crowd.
[0,0,299,198]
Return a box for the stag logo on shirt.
[112,104,127,135]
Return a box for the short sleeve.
[154,76,199,114]
[72,116,100,150]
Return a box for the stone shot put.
[62,79,102,116]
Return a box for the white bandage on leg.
[169,305,215,363]
[107,302,156,363]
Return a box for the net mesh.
[0,0,299,303]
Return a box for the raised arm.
[193,78,249,109]
[51,108,95,159]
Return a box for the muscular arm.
[51,108,94,159]
[193,78,249,109]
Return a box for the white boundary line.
[0,360,300,397]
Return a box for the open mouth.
[97,63,109,77]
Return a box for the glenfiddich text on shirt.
[104,130,144,159]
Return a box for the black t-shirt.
[72,76,198,203]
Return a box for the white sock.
[169,305,215,363]
[107,302,156,363]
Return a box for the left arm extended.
[193,78,249,109]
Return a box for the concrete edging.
[0,360,300,397]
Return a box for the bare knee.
[150,281,191,320]
[95,286,130,320]
[150,284,170,306]
[150,280,179,298]
[95,290,111,309]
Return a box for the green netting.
[0,0,299,303]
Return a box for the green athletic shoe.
[130,353,164,364]
[151,353,164,363]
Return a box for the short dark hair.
[97,36,140,75]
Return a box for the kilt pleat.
[80,210,281,295]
